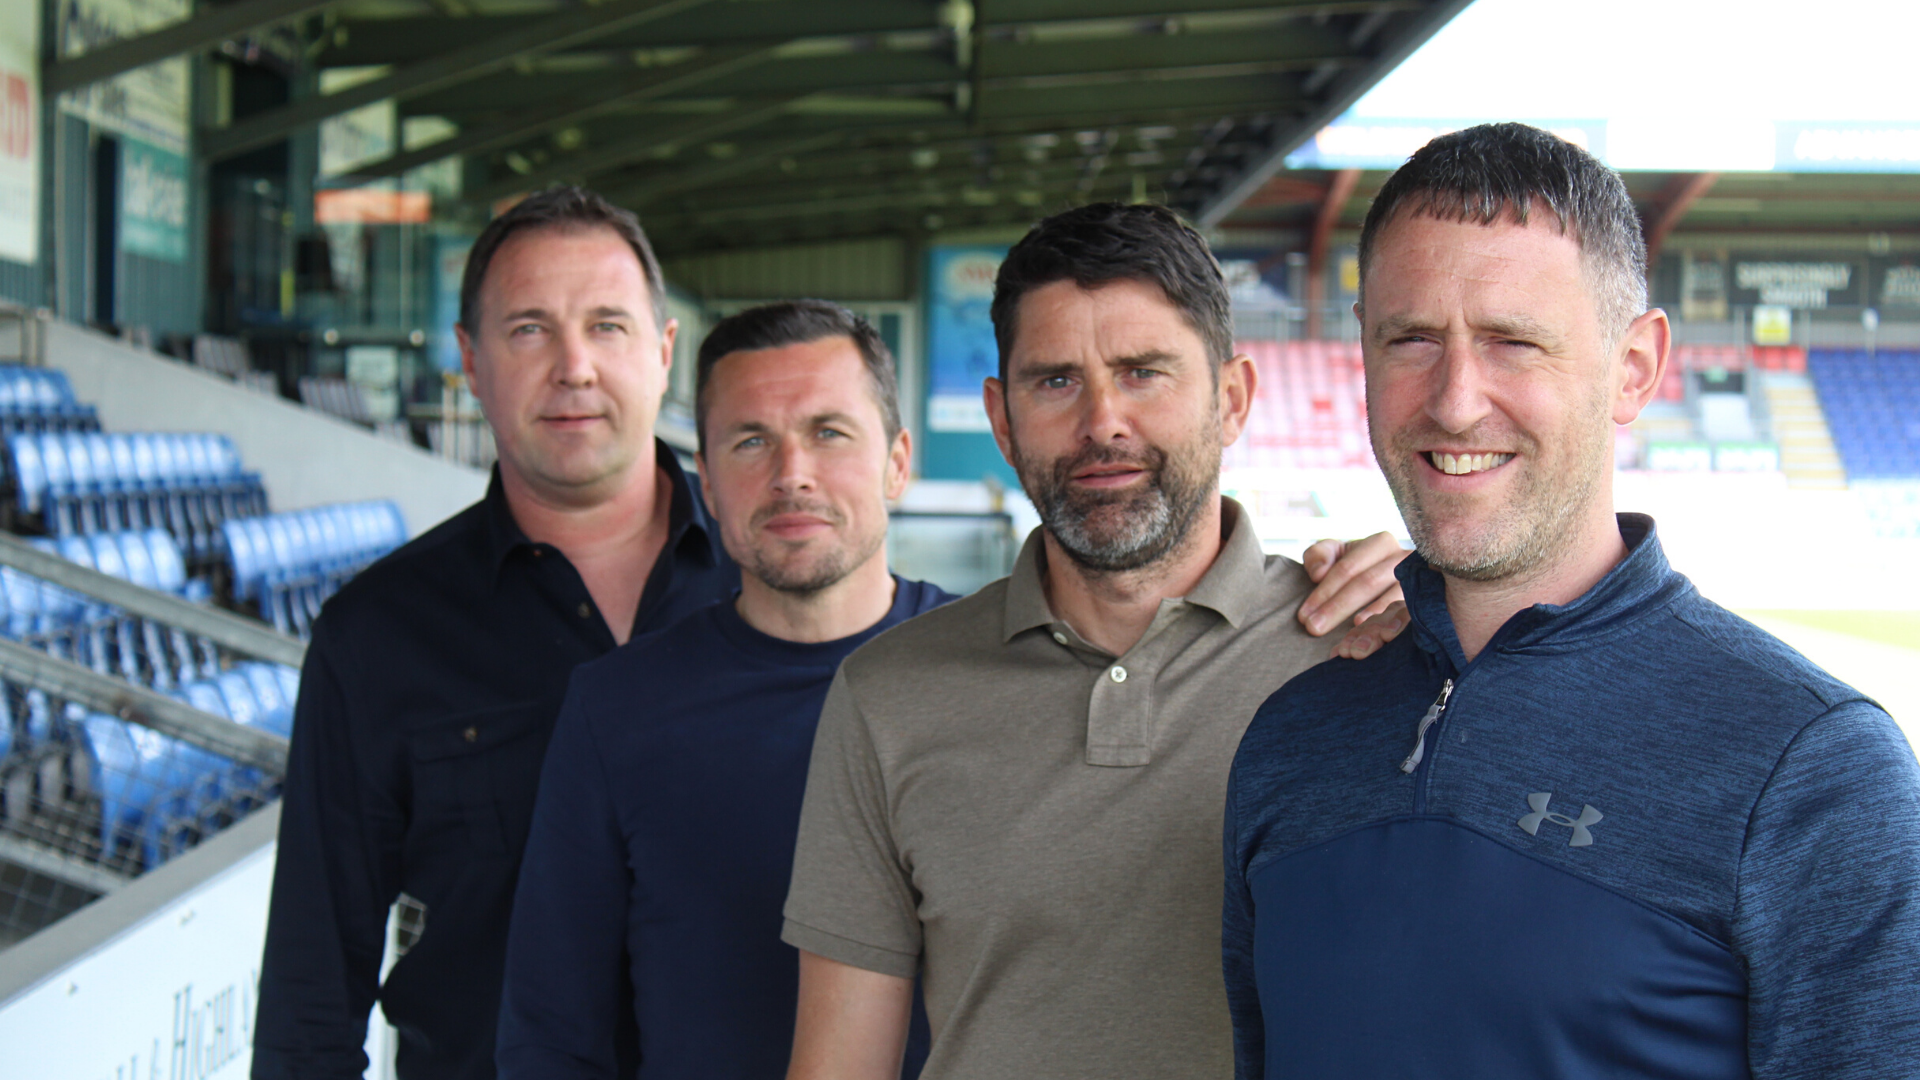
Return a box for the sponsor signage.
[0,0,40,264]
[59,0,191,153]
[121,137,188,262]
[924,246,1005,434]
[0,841,275,1079]
[314,188,430,225]
[1733,262,1857,309]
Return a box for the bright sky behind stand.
[1362,0,1920,122]
[1291,0,1920,171]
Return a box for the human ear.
[1612,308,1670,426]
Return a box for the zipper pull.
[1400,678,1454,775]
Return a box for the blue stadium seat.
[220,501,405,637]
[1811,349,1920,481]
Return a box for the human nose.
[770,439,816,495]
[552,327,597,389]
[1425,338,1492,435]
[1079,374,1131,444]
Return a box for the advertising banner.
[121,136,188,262]
[59,0,191,154]
[0,0,40,264]
[0,841,275,1079]
[924,245,1005,434]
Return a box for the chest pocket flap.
[406,702,552,858]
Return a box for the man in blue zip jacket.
[495,301,941,1078]
[1224,122,1920,1080]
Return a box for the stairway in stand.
[1761,373,1847,489]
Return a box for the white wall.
[43,322,487,537]
[0,809,278,1080]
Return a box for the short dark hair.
[1356,122,1647,344]
[990,202,1233,383]
[459,185,667,335]
[694,300,902,454]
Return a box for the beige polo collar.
[1000,496,1267,644]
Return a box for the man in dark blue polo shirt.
[254,188,738,1080]
[494,301,944,1079]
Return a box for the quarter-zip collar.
[1397,513,1696,672]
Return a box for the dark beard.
[1012,437,1218,574]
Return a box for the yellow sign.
[1751,304,1793,346]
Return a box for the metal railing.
[0,530,300,949]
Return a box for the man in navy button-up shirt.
[253,188,738,1080]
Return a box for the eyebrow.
[497,305,635,324]
[1011,349,1185,380]
[720,411,865,438]
[1370,314,1561,344]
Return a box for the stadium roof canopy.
[52,0,1473,256]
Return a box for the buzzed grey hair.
[1356,122,1648,347]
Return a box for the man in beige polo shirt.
[782,202,1409,1079]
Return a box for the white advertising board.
[60,0,191,154]
[0,0,41,264]
[0,842,274,1079]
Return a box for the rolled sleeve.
[781,668,923,978]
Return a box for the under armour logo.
[1517,793,1602,847]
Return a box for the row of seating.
[1229,340,1375,471]
[5,431,269,553]
[0,365,100,434]
[74,662,298,869]
[223,502,407,637]
[1671,345,1808,374]
[1810,349,1920,480]
[1,531,218,691]
[298,376,379,427]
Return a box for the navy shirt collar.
[482,438,723,580]
[1399,512,1697,669]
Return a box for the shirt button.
[530,548,544,559]
[462,726,477,743]
[1052,631,1069,645]
[578,602,592,619]
[1109,665,1128,683]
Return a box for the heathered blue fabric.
[496,578,950,1080]
[1224,515,1920,1080]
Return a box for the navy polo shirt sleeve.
[496,679,631,1079]
[254,630,404,1080]
[1221,784,1264,1080]
[1737,699,1920,1078]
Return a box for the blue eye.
[1041,376,1072,390]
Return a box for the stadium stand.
[1226,340,1375,471]
[1810,349,1920,480]
[0,355,401,943]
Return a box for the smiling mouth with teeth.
[1427,451,1514,476]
